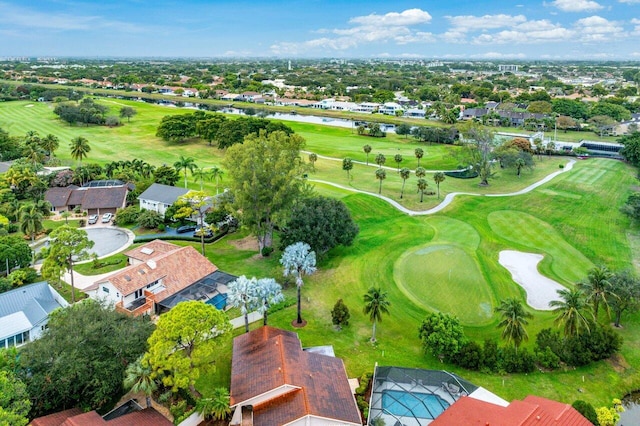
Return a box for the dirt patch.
[229,235,259,251]
[608,353,630,373]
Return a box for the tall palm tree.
[578,266,614,320]
[124,356,157,408]
[375,168,386,194]
[280,242,317,325]
[343,157,354,180]
[40,134,60,158]
[415,147,424,167]
[308,152,318,171]
[550,288,594,338]
[69,136,91,166]
[196,387,231,421]
[415,166,426,179]
[20,204,44,244]
[192,167,209,191]
[399,168,411,199]
[363,286,391,342]
[394,153,403,172]
[375,153,386,169]
[363,144,372,165]
[173,155,197,188]
[417,178,428,202]
[495,298,533,352]
[207,166,224,195]
[515,158,526,178]
[433,172,445,199]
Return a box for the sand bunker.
[498,250,567,310]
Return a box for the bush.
[8,268,39,287]
[138,210,164,229]
[502,346,535,373]
[572,400,599,425]
[261,246,274,257]
[456,341,483,370]
[7,223,18,233]
[559,164,564,169]
[105,115,121,127]
[158,223,166,232]
[115,205,140,225]
[78,219,86,227]
[481,339,501,372]
[331,299,350,329]
[535,346,561,370]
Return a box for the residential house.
[431,395,591,426]
[240,91,262,102]
[379,102,404,115]
[312,98,336,109]
[29,401,172,426]
[330,101,358,111]
[138,183,190,218]
[45,180,129,216]
[0,281,68,349]
[230,326,361,426]
[352,102,380,113]
[404,108,426,118]
[86,240,235,316]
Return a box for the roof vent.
[138,269,146,275]
[146,260,156,270]
[141,247,154,255]
[124,275,131,281]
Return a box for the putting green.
[488,210,593,284]
[394,244,494,325]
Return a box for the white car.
[88,214,99,225]
[101,213,113,223]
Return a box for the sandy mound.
[229,235,259,251]
[498,250,567,310]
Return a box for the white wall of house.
[284,415,361,426]
[139,198,172,217]
[91,281,122,305]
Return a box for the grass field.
[2,99,639,407]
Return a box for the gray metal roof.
[138,183,190,206]
[0,281,68,338]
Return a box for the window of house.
[103,286,109,293]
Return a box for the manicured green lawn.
[3,99,638,407]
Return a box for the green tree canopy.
[145,301,232,398]
[418,312,467,361]
[224,131,305,251]
[18,300,154,417]
[280,196,359,257]
[0,370,30,426]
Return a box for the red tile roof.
[30,408,172,426]
[94,242,217,297]
[431,395,592,426]
[230,326,361,425]
[123,240,181,263]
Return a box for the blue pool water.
[382,389,449,419]
[205,293,227,310]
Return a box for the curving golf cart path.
[311,159,576,216]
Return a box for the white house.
[138,183,190,218]
[312,98,336,109]
[379,102,404,115]
[0,281,68,349]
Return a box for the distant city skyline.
[0,0,639,60]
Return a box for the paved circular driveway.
[84,227,133,258]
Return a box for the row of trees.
[53,98,136,127]
[156,111,293,147]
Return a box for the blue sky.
[0,0,639,59]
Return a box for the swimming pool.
[382,389,449,419]
[205,293,227,310]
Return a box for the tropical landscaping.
[1,95,640,423]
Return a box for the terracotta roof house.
[86,240,235,316]
[431,395,592,426]
[229,326,361,426]
[29,403,172,426]
[45,181,128,216]
[138,183,190,218]
[0,281,68,350]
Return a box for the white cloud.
[447,14,526,32]
[271,8,434,55]
[619,0,640,4]
[632,18,640,34]
[551,0,604,12]
[349,9,432,26]
[470,19,574,44]
[574,15,625,41]
[470,52,527,59]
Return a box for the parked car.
[101,213,113,223]
[176,224,196,234]
[194,227,214,238]
[88,214,99,225]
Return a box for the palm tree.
[363,287,391,342]
[415,147,424,167]
[394,153,403,172]
[207,166,224,195]
[417,178,428,202]
[227,275,258,333]
[20,204,44,244]
[280,242,317,325]
[124,356,157,408]
[375,168,386,194]
[69,136,91,166]
[173,155,197,188]
[192,167,209,191]
[308,152,318,171]
[363,144,372,165]
[495,298,533,352]
[415,166,426,179]
[550,288,594,338]
[375,153,386,169]
[578,266,614,319]
[342,157,354,180]
[40,134,60,159]
[433,172,445,199]
[399,168,411,199]
[196,387,231,421]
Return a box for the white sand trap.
[25,104,34,107]
[498,250,567,310]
